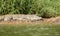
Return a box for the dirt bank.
[0,14,60,24]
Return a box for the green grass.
[0,0,60,17]
[0,24,60,36]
